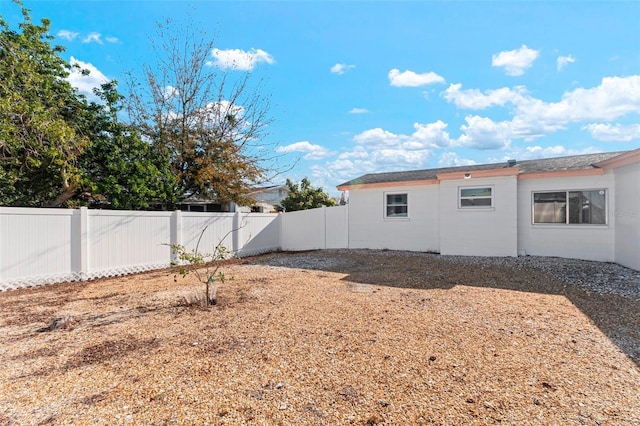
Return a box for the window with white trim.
[459,186,493,208]
[532,190,607,224]
[385,193,408,218]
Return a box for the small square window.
[459,187,493,208]
[385,193,408,218]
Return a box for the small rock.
[38,316,77,332]
[366,415,383,425]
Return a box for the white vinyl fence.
[0,205,348,291]
[0,207,280,291]
[280,205,348,251]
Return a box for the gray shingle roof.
[337,151,628,188]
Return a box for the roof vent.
[507,159,517,167]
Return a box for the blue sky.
[2,1,639,195]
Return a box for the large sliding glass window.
[533,190,606,224]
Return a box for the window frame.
[531,189,608,225]
[384,192,409,219]
[458,185,494,209]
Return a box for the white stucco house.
[337,149,640,271]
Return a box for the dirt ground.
[1,249,639,425]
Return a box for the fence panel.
[280,208,325,251]
[237,213,280,257]
[0,208,76,290]
[280,206,348,251]
[325,205,348,249]
[181,212,236,255]
[87,210,173,278]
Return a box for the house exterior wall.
[613,162,640,270]
[347,185,440,252]
[255,187,288,206]
[439,175,518,256]
[517,173,616,262]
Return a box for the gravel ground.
[1,249,639,425]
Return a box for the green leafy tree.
[125,18,278,208]
[280,177,336,212]
[0,3,89,206]
[78,82,177,210]
[168,226,232,306]
[0,2,176,209]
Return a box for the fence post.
[233,211,241,255]
[78,207,89,281]
[322,205,327,249]
[170,210,182,262]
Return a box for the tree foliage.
[280,177,336,212]
[1,4,279,210]
[125,18,275,208]
[0,3,175,209]
[0,4,88,206]
[78,82,177,210]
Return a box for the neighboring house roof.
[250,184,288,195]
[337,150,634,189]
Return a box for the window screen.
[385,193,408,217]
[460,187,492,208]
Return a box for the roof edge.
[436,166,519,181]
[593,148,640,170]
[518,168,605,180]
[337,179,439,191]
[337,167,612,190]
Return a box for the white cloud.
[457,115,514,150]
[582,123,640,142]
[163,85,179,100]
[276,141,333,160]
[370,148,430,168]
[105,36,119,43]
[208,48,275,71]
[201,100,246,126]
[491,45,539,76]
[353,128,406,148]
[331,63,355,75]
[441,75,640,146]
[557,54,575,71]
[57,30,78,41]
[348,108,369,114]
[443,83,527,109]
[317,121,451,182]
[551,75,640,121]
[82,32,103,44]
[437,152,477,167]
[67,57,109,99]
[407,121,452,149]
[493,145,600,162]
[388,69,445,87]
